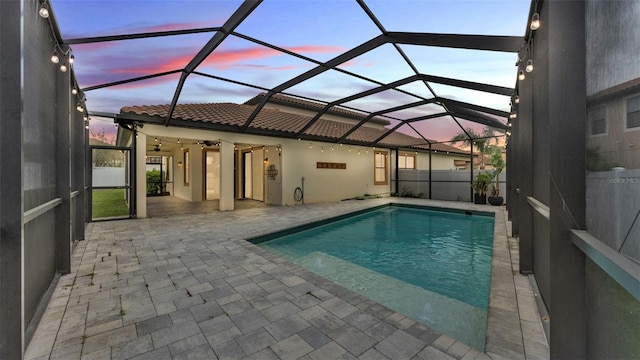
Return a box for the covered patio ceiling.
[49,0,533,147]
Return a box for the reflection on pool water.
[253,205,495,350]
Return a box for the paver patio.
[25,198,549,359]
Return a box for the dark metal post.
[428,144,432,199]
[0,1,24,358]
[394,148,399,195]
[547,0,587,357]
[56,62,72,273]
[469,140,474,202]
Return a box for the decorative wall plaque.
[316,162,346,169]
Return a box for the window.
[589,106,607,135]
[398,153,416,169]
[626,95,640,129]
[374,151,388,185]
[183,149,189,185]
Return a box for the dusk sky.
[51,0,530,144]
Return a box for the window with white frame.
[374,151,388,185]
[398,153,416,169]
[589,106,607,135]
[626,95,640,129]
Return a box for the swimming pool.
[250,204,495,350]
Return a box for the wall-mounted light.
[177,161,183,168]
[263,158,269,164]
[530,12,541,31]
[525,59,534,73]
[39,2,49,18]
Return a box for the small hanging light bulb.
[59,62,67,72]
[321,147,324,153]
[508,122,512,128]
[177,139,181,143]
[525,59,534,72]
[69,54,75,64]
[331,145,334,151]
[518,70,525,81]
[154,137,158,142]
[39,2,49,18]
[85,122,89,129]
[514,95,520,104]
[510,112,517,119]
[76,104,83,112]
[72,86,78,95]
[530,12,541,31]
[51,50,59,64]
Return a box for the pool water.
[253,204,495,350]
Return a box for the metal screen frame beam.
[420,74,514,96]
[388,32,523,52]
[240,34,389,131]
[165,0,262,126]
[337,99,437,142]
[64,27,222,45]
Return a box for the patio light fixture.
[525,59,534,72]
[530,12,541,30]
[39,2,49,18]
[50,50,59,64]
[59,62,67,72]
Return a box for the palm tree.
[450,127,497,169]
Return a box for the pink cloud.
[80,44,344,89]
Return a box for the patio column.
[219,140,235,211]
[136,134,147,218]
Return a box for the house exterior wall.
[587,94,640,170]
[138,124,392,216]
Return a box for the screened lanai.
[3,1,640,359]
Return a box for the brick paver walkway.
[25,198,549,359]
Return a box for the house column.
[136,134,147,218]
[219,141,235,211]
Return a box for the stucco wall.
[140,125,391,208]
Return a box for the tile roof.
[244,93,391,126]
[120,101,468,155]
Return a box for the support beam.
[65,27,222,45]
[388,31,523,52]
[423,74,514,96]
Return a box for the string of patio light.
[38,0,89,130]
[507,1,542,148]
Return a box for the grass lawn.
[92,188,129,219]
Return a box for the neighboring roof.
[244,93,392,126]
[120,101,467,155]
[587,77,640,106]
